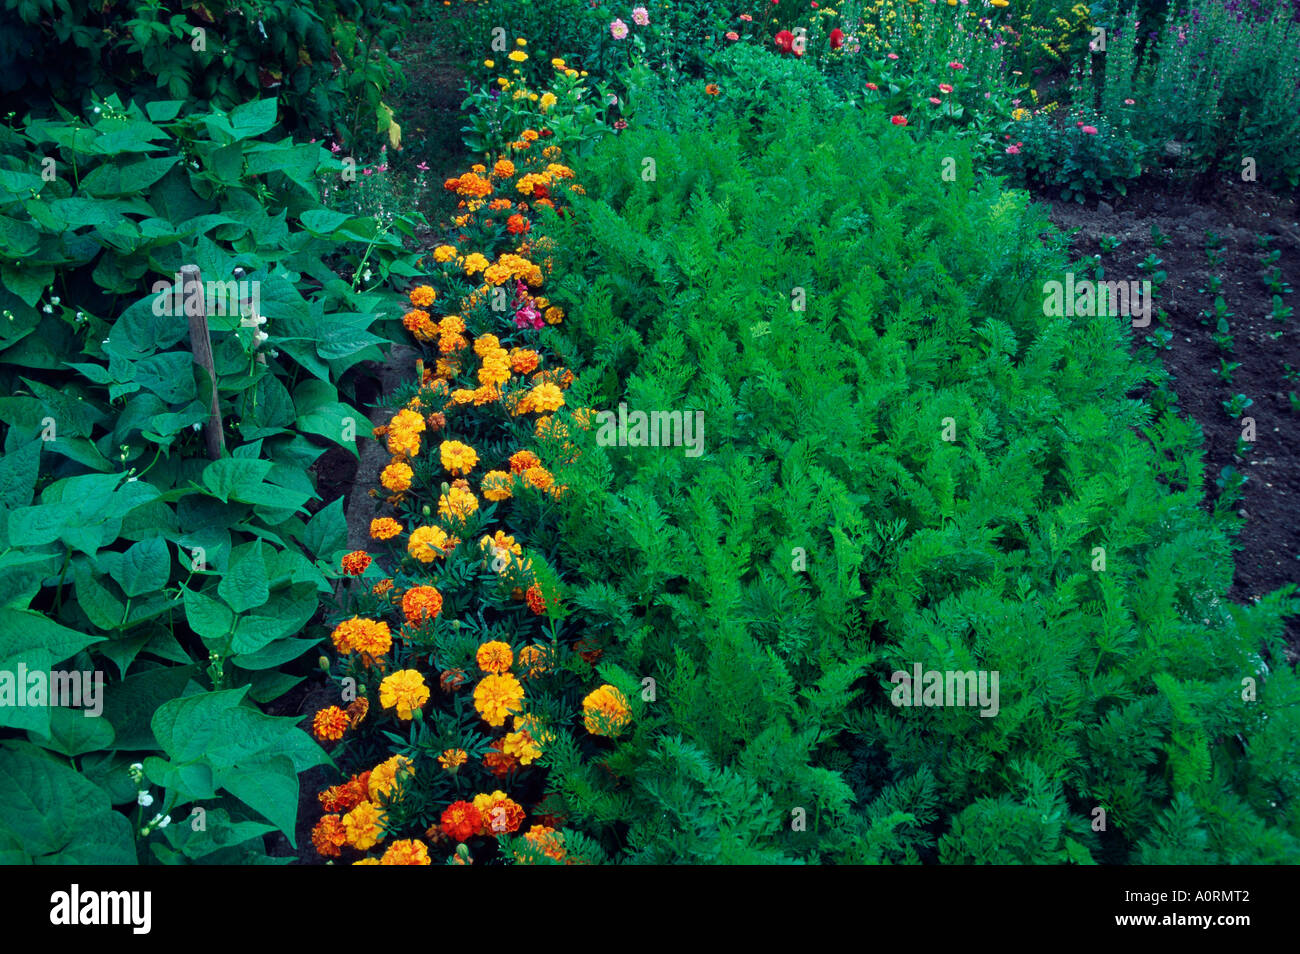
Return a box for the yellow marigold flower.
[543,305,564,324]
[551,57,566,68]
[540,92,557,111]
[433,244,459,263]
[481,469,515,502]
[352,858,381,865]
[582,684,631,736]
[526,381,564,413]
[451,388,477,405]
[368,754,415,802]
[508,49,528,62]
[380,460,413,493]
[476,640,514,675]
[409,285,436,308]
[439,440,479,475]
[408,524,456,562]
[462,252,489,275]
[472,790,525,834]
[438,485,479,521]
[439,748,469,772]
[483,263,511,286]
[370,517,403,540]
[380,670,431,720]
[518,644,552,678]
[474,673,525,727]
[503,728,542,765]
[312,706,349,742]
[381,839,431,865]
[386,408,425,458]
[331,617,392,656]
[342,800,386,851]
[483,58,495,68]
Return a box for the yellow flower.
[582,684,631,737]
[381,839,431,865]
[503,728,542,765]
[481,469,514,502]
[440,440,479,475]
[408,524,457,562]
[342,800,386,851]
[516,38,526,46]
[370,517,403,540]
[473,673,525,727]
[528,381,565,413]
[540,92,557,111]
[438,486,479,521]
[551,57,566,68]
[368,754,414,801]
[380,670,430,720]
[508,50,528,62]
[433,244,459,263]
[380,460,413,493]
[484,59,495,67]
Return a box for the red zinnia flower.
[890,115,908,126]
[865,82,879,90]
[774,29,794,52]
[829,28,844,49]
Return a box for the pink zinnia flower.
[740,13,753,20]
[948,60,965,69]
[1006,144,1020,154]
[928,96,941,105]
[610,18,629,39]
[726,31,739,41]
[632,6,649,25]
[417,161,430,171]
[887,52,899,60]
[1124,98,1135,105]
[1081,125,1099,134]
[939,83,953,93]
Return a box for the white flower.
[50,296,60,305]
[137,791,154,807]
[42,304,52,314]
[159,815,172,828]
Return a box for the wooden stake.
[181,264,226,460]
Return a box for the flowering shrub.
[996,105,1147,200]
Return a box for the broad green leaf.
[27,704,115,757]
[219,754,299,844]
[114,537,171,598]
[219,540,269,613]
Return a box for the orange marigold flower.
[438,748,469,772]
[385,409,425,458]
[369,754,415,802]
[492,158,516,179]
[518,644,552,678]
[372,578,394,597]
[331,617,392,656]
[440,800,482,842]
[481,469,515,502]
[522,465,553,491]
[341,550,371,575]
[506,213,530,235]
[522,129,539,142]
[370,517,403,540]
[312,706,349,742]
[319,772,370,813]
[509,449,541,473]
[476,640,514,675]
[402,584,443,625]
[544,305,564,324]
[409,285,436,308]
[705,83,721,95]
[582,684,632,737]
[515,824,566,862]
[527,381,565,413]
[381,839,431,865]
[408,525,457,563]
[525,584,549,616]
[343,800,386,851]
[380,460,413,493]
[440,440,479,475]
[311,814,347,858]
[508,348,540,374]
[473,672,525,727]
[473,791,525,835]
[483,737,520,778]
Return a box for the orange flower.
[341,550,371,575]
[331,618,392,656]
[409,285,436,308]
[525,584,548,616]
[508,348,540,375]
[371,578,394,597]
[408,525,458,563]
[472,791,525,835]
[402,584,443,625]
[515,824,566,862]
[473,672,525,727]
[381,839,431,865]
[483,738,520,779]
[380,670,430,720]
[506,213,530,235]
[370,517,403,540]
[440,668,469,693]
[481,469,515,502]
[380,461,413,493]
[312,706,349,742]
[705,83,720,95]
[582,684,632,737]
[439,748,469,772]
[311,814,347,858]
[440,440,479,475]
[476,640,514,675]
[440,800,482,842]
[522,465,554,491]
[319,772,371,813]
[509,449,541,473]
[492,158,516,179]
